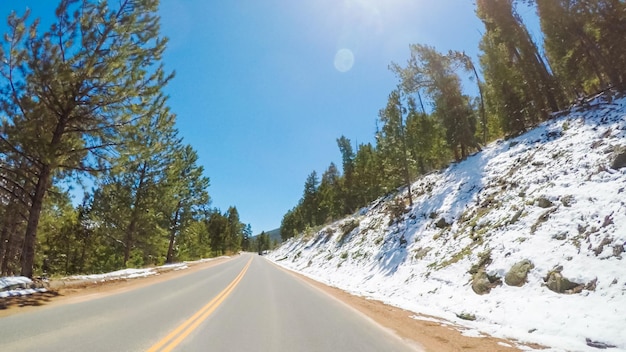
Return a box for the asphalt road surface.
[0,254,419,351]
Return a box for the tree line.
[0,0,250,278]
[281,0,626,240]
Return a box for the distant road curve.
[0,254,419,351]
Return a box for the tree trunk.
[124,217,135,266]
[20,165,52,278]
[0,220,8,273]
[166,204,181,263]
[124,162,148,267]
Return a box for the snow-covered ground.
[0,256,229,299]
[0,277,47,298]
[270,94,626,352]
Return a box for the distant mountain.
[253,228,281,243]
[269,93,626,351]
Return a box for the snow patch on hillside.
[270,95,626,352]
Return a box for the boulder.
[536,196,553,208]
[611,147,626,169]
[505,260,534,287]
[544,267,582,293]
[471,269,500,295]
[471,271,492,295]
[435,217,449,229]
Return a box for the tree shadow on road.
[0,291,60,310]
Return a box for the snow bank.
[0,276,47,298]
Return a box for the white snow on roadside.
[0,276,47,298]
[67,268,158,281]
[270,95,626,352]
[0,256,230,297]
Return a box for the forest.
[280,0,626,240]
[0,0,259,278]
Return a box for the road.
[0,254,419,351]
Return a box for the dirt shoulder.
[275,262,544,352]
[0,256,232,318]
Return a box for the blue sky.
[0,1,537,234]
[157,0,488,234]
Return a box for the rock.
[536,196,554,208]
[471,269,500,295]
[611,147,626,169]
[614,244,624,258]
[561,195,575,207]
[544,269,582,294]
[586,338,617,349]
[585,278,598,291]
[456,312,476,321]
[435,217,449,229]
[593,236,613,256]
[508,208,524,225]
[471,271,492,295]
[505,260,534,287]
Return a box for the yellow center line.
[147,257,253,352]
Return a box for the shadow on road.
[0,291,60,310]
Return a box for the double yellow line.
[147,257,253,352]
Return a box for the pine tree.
[352,143,385,206]
[301,171,320,226]
[377,89,413,203]
[533,0,626,94]
[0,0,171,277]
[225,206,243,253]
[398,44,479,161]
[163,145,210,263]
[336,136,357,213]
[477,0,564,129]
[317,163,342,223]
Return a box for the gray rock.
[471,269,500,295]
[505,260,534,287]
[544,269,582,293]
[586,338,616,349]
[536,196,554,208]
[611,147,626,169]
[435,217,449,229]
[471,270,492,295]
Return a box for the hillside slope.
[269,94,626,352]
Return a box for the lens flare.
[334,48,355,72]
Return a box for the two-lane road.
[0,254,420,351]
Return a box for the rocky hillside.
[269,93,626,352]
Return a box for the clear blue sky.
[0,1,538,234]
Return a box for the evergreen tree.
[301,171,320,226]
[533,0,626,94]
[163,145,210,263]
[398,44,479,160]
[336,136,357,214]
[225,206,243,253]
[351,143,385,206]
[477,0,564,132]
[207,209,228,256]
[376,89,413,203]
[317,163,342,223]
[0,0,171,277]
[241,224,252,252]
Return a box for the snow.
[270,95,626,352]
[0,256,229,298]
[0,276,47,298]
